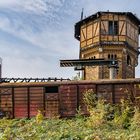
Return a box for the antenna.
[81,8,84,20]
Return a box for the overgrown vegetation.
[0,89,140,139]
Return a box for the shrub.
[83,89,107,128]
[0,89,140,139]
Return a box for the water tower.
[75,12,140,80]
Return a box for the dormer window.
[108,21,118,35]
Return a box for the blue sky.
[0,0,140,78]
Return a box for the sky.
[0,0,140,79]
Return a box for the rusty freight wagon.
[0,78,140,119]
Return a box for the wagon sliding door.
[29,87,44,117]
[0,88,12,118]
[14,88,28,118]
[59,85,77,117]
[45,86,60,118]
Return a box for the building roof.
[75,11,140,40]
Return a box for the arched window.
[108,54,117,59]
[127,55,131,66]
[108,54,110,59]
[111,54,114,59]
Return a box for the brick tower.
[75,12,140,80]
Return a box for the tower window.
[127,55,131,66]
[111,54,114,59]
[108,54,117,59]
[108,21,118,35]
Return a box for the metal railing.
[0,77,70,83]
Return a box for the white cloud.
[0,0,66,15]
[0,0,19,6]
[0,36,77,78]
[0,0,79,57]
[21,0,47,14]
[0,14,78,57]
[0,0,84,79]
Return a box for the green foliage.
[83,89,97,109]
[112,99,133,129]
[36,110,44,124]
[131,107,140,128]
[0,89,140,139]
[83,89,107,128]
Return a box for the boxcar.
[0,79,140,118]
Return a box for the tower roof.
[75,11,140,40]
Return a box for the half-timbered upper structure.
[75,12,140,80]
